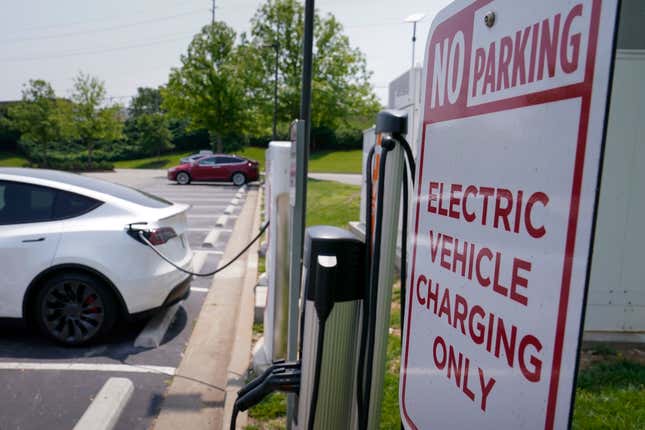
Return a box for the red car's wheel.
[176,172,191,185]
[232,172,246,186]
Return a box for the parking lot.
[0,169,250,430]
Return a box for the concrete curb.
[202,229,221,248]
[153,187,260,430]
[73,377,134,430]
[216,215,228,226]
[134,303,181,349]
[221,185,263,430]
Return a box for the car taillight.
[144,227,177,245]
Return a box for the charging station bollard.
[356,110,408,430]
[254,141,293,374]
[293,226,365,430]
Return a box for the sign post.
[401,1,619,429]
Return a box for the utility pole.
[272,42,279,140]
[262,42,280,140]
[211,0,216,23]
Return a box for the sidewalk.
[309,172,361,185]
[153,187,261,430]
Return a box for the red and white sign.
[400,1,618,429]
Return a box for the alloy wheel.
[40,280,104,344]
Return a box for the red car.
[167,154,259,186]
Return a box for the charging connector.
[137,220,269,277]
[230,361,301,430]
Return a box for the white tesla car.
[0,168,193,345]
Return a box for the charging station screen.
[400,1,618,429]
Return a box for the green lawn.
[573,359,645,429]
[306,179,360,227]
[0,151,28,167]
[308,149,362,174]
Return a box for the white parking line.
[193,250,223,255]
[189,205,229,209]
[187,214,220,218]
[166,198,232,203]
[190,287,209,293]
[0,362,176,375]
[73,377,134,430]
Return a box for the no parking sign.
[401,0,619,429]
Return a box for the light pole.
[404,13,425,70]
[264,42,279,140]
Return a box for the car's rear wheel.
[176,171,191,185]
[34,272,117,346]
[232,172,246,186]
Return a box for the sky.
[0,0,452,106]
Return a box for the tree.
[128,87,163,117]
[69,72,123,168]
[162,22,249,153]
[4,80,69,166]
[124,87,173,156]
[131,113,174,157]
[241,0,380,140]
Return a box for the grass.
[0,151,28,167]
[305,179,361,227]
[308,149,362,174]
[572,359,645,429]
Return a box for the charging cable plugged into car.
[127,220,270,277]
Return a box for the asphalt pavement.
[0,170,252,430]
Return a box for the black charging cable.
[136,220,269,277]
[307,256,336,430]
[396,133,415,344]
[356,145,376,429]
[356,138,394,430]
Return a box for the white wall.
[585,50,645,334]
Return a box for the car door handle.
[22,237,45,243]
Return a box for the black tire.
[34,272,117,346]
[232,172,246,186]
[176,171,191,185]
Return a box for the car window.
[215,156,240,164]
[0,181,56,225]
[199,157,216,165]
[54,190,102,220]
[0,168,171,208]
[223,156,243,164]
